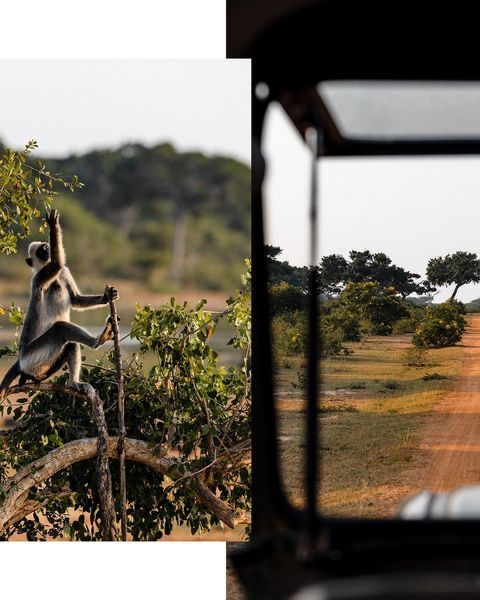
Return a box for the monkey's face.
[26,242,50,270]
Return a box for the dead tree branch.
[108,292,127,541]
[90,391,117,540]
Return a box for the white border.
[1,542,227,598]
[0,0,226,59]
[0,4,231,598]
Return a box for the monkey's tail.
[0,360,20,399]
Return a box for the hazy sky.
[0,59,250,164]
[264,103,480,302]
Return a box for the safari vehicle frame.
[228,1,480,598]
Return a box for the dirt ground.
[407,313,480,492]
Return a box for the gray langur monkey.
[0,209,119,399]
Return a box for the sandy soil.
[409,313,480,492]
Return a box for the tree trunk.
[169,207,188,285]
[90,392,117,541]
[450,283,462,300]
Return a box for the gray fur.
[0,210,119,397]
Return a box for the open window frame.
[229,1,480,597]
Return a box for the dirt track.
[414,313,480,492]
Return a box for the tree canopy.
[265,245,309,291]
[321,250,434,298]
[426,251,480,300]
[266,246,434,298]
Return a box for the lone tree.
[320,250,434,298]
[426,251,480,300]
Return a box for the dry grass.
[275,332,463,518]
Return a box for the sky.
[264,103,480,303]
[0,59,250,164]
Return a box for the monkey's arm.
[35,209,66,288]
[71,294,107,310]
[67,273,119,311]
[47,209,65,266]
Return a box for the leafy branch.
[0,140,83,254]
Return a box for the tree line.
[267,246,475,360]
[266,245,480,301]
[0,140,250,291]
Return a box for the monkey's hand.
[46,208,60,228]
[102,285,120,303]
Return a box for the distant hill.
[0,141,250,291]
[465,298,480,312]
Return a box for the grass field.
[275,332,463,517]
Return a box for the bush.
[271,309,351,360]
[392,306,424,334]
[326,304,362,342]
[271,312,306,358]
[402,346,429,367]
[382,380,401,390]
[422,372,448,381]
[320,319,352,358]
[412,300,467,348]
[340,281,408,336]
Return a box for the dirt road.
[413,313,480,492]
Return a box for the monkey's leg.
[65,343,95,398]
[20,320,113,380]
[40,320,113,350]
[41,344,72,380]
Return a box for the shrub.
[412,300,467,348]
[402,346,429,367]
[383,380,401,390]
[271,309,351,361]
[271,312,306,358]
[422,372,448,381]
[320,319,352,358]
[326,304,362,342]
[340,281,408,336]
[392,306,424,334]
